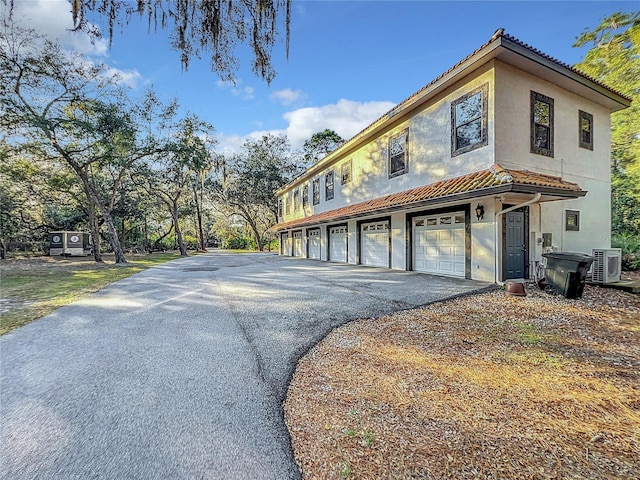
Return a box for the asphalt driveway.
[0,252,491,479]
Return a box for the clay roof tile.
[272,165,584,232]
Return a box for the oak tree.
[0,27,173,263]
[574,11,640,236]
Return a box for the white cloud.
[7,0,106,55]
[283,99,395,149]
[216,133,250,156]
[217,98,395,155]
[6,0,141,87]
[103,66,143,89]
[270,88,305,106]
[216,79,235,89]
[216,79,254,100]
[241,86,255,100]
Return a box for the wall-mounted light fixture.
[475,203,485,221]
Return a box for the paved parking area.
[0,252,492,479]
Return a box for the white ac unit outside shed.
[591,248,622,284]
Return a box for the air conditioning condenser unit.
[591,248,622,284]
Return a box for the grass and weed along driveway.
[0,252,489,479]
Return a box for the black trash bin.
[542,252,594,299]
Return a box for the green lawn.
[0,253,184,335]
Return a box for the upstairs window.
[531,91,554,157]
[312,178,320,205]
[285,195,291,215]
[389,129,408,178]
[293,188,300,211]
[278,198,283,219]
[451,84,488,156]
[302,184,309,208]
[341,159,352,185]
[565,210,580,231]
[325,170,334,200]
[579,110,593,150]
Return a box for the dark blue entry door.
[504,211,526,279]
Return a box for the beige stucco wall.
[494,60,612,256]
[277,57,618,283]
[470,199,498,282]
[390,212,406,270]
[279,64,496,224]
[320,225,328,261]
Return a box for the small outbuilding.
[49,231,93,257]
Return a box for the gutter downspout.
[494,192,542,285]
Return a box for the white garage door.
[281,233,290,256]
[329,226,348,263]
[414,212,466,277]
[361,221,390,268]
[293,231,303,257]
[308,229,321,259]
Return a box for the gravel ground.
[285,282,640,479]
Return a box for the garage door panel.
[440,230,453,241]
[329,227,347,262]
[426,260,439,270]
[454,246,466,256]
[424,246,436,256]
[361,222,389,268]
[293,232,303,257]
[308,230,321,260]
[438,262,454,272]
[414,212,465,278]
[330,237,347,262]
[282,233,291,256]
[309,238,321,259]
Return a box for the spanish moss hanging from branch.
[2,0,291,84]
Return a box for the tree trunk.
[172,204,188,256]
[87,193,103,262]
[246,217,263,251]
[120,217,126,252]
[192,182,206,251]
[143,215,148,252]
[196,204,205,251]
[103,209,127,263]
[154,224,173,250]
[76,166,127,264]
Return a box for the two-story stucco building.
[271,29,631,283]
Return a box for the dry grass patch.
[285,286,640,479]
[0,253,184,334]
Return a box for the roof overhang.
[495,36,631,113]
[271,165,586,232]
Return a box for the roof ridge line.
[500,32,632,102]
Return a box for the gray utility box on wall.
[542,252,594,299]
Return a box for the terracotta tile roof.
[271,164,584,232]
[500,32,632,102]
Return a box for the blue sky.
[8,1,635,154]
